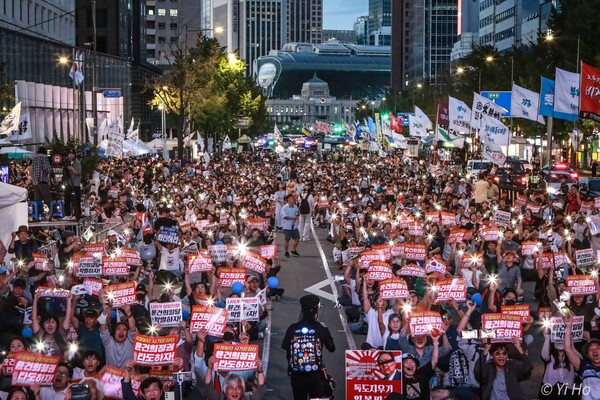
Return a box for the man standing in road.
[282,194,300,257]
[32,146,53,211]
[64,149,82,220]
[474,173,489,206]
[297,185,315,242]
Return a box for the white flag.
[222,135,231,150]
[196,132,205,151]
[414,106,432,130]
[470,92,508,129]
[480,113,511,146]
[8,113,32,141]
[69,51,84,86]
[438,126,464,149]
[129,128,139,142]
[511,83,545,124]
[408,115,427,138]
[126,117,135,138]
[0,103,22,136]
[481,141,506,166]
[106,119,125,158]
[569,128,582,151]
[274,124,283,143]
[183,131,194,147]
[448,97,472,133]
[554,67,580,121]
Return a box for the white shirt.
[366,308,393,349]
[159,247,181,272]
[40,387,67,400]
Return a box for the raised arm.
[563,316,582,370]
[362,277,372,314]
[431,334,440,369]
[63,293,74,331]
[31,289,41,334]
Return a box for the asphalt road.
[264,225,545,399]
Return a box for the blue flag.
[367,117,377,139]
[353,121,363,140]
[539,77,578,121]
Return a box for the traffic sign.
[480,91,511,116]
[102,90,121,98]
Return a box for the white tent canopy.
[0,146,34,158]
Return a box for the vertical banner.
[448,96,472,132]
[346,350,403,398]
[470,92,508,129]
[479,113,511,146]
[510,83,545,123]
[580,62,600,121]
[554,67,580,121]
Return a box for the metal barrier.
[38,240,59,265]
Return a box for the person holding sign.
[204,356,266,400]
[563,315,600,400]
[474,340,533,400]
[540,329,576,399]
[99,302,137,369]
[31,288,73,358]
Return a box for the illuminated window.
[170,9,178,16]
[158,8,166,16]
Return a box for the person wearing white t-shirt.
[154,239,183,277]
[361,277,393,349]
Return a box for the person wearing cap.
[65,304,104,360]
[8,225,39,265]
[401,334,448,400]
[0,276,31,336]
[281,294,335,400]
[31,146,53,210]
[475,341,532,400]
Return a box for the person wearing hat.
[65,305,105,361]
[281,294,335,400]
[0,276,31,336]
[8,225,39,265]
[401,334,448,400]
[63,149,82,220]
[31,146,53,210]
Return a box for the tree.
[0,62,14,104]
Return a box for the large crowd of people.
[1,147,600,399]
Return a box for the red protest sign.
[440,212,456,226]
[460,252,484,269]
[580,201,594,213]
[259,244,277,259]
[218,267,246,288]
[367,262,393,281]
[105,281,137,307]
[189,305,228,337]
[567,274,597,295]
[447,229,467,244]
[540,252,554,269]
[133,334,177,366]
[148,369,175,391]
[349,246,366,259]
[501,304,530,323]
[403,244,427,261]
[408,224,424,236]
[213,343,259,371]
[83,242,104,256]
[100,366,143,399]
[482,314,522,342]
[32,253,50,271]
[379,278,409,300]
[371,244,392,260]
[397,264,427,278]
[408,311,444,336]
[553,252,568,268]
[358,249,387,269]
[83,278,103,296]
[520,241,539,256]
[241,253,267,274]
[538,306,552,322]
[434,278,467,302]
[11,353,60,386]
[102,257,129,276]
[120,248,143,266]
[2,352,24,375]
[390,243,404,258]
[481,228,500,242]
[188,253,213,273]
[246,218,269,231]
[526,202,541,214]
[424,212,439,223]
[345,350,402,398]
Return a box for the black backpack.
[299,194,311,215]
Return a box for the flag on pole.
[580,62,600,122]
[390,114,403,133]
[129,128,139,142]
[569,128,582,152]
[554,67,580,121]
[510,83,545,123]
[408,115,427,138]
[414,106,433,130]
[69,51,84,86]
[183,131,195,147]
[0,103,21,136]
[301,123,313,137]
[470,92,507,129]
[481,141,507,166]
[479,113,511,146]
[222,135,231,150]
[448,96,472,133]
[8,113,32,141]
[366,117,377,140]
[353,121,363,140]
[437,126,464,148]
[126,117,135,137]
[273,124,283,143]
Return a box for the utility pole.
[91,0,98,146]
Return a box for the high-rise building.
[450,0,479,62]
[368,0,392,45]
[390,0,408,92]
[287,0,323,44]
[322,30,356,44]
[407,0,458,84]
[478,0,542,51]
[208,0,285,76]
[354,16,369,45]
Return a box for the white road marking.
[261,299,272,377]
[304,278,336,302]
[311,224,357,350]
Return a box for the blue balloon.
[231,282,244,294]
[111,310,118,320]
[471,293,482,307]
[267,276,279,289]
[182,310,190,320]
[22,327,33,338]
[216,240,224,245]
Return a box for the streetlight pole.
[91,0,98,146]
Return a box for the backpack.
[448,349,471,387]
[288,326,324,373]
[299,194,311,215]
